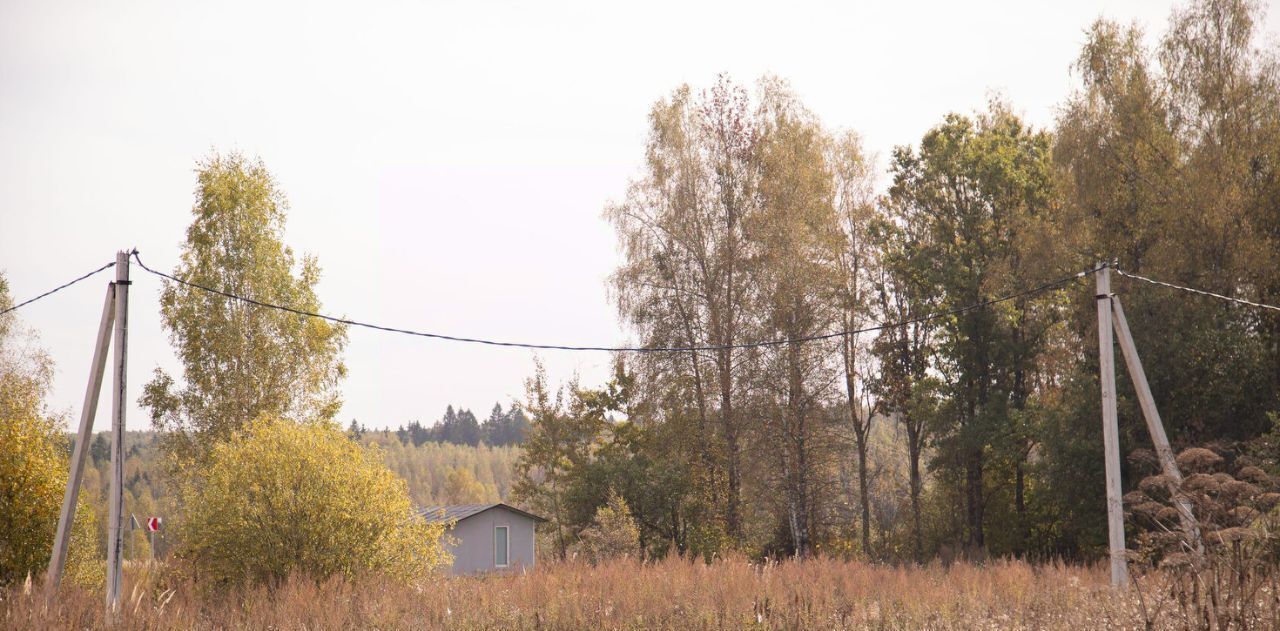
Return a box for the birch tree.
[828,130,881,556]
[141,152,347,465]
[751,80,843,557]
[608,76,759,540]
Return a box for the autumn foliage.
[0,275,100,588]
[174,417,449,587]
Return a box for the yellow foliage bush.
[177,417,449,587]
[0,381,101,588]
[573,489,640,564]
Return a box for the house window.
[494,526,509,567]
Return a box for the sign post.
[146,517,161,561]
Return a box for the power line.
[132,251,1096,353]
[1115,268,1280,314]
[0,261,117,316]
[13,259,1280,353]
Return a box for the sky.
[3,0,1276,431]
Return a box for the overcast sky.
[3,0,1275,432]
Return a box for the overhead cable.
[17,259,1280,352]
[0,261,117,316]
[133,251,1096,353]
[1115,268,1280,314]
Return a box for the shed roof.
[416,503,547,524]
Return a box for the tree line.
[387,403,531,448]
[513,0,1280,563]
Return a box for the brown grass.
[0,557,1230,629]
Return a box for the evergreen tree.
[482,403,507,445]
[505,407,533,445]
[90,433,111,465]
[482,403,532,446]
[454,408,481,446]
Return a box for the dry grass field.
[8,556,1265,630]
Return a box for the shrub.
[1128,446,1280,628]
[0,388,100,588]
[573,489,640,563]
[177,416,449,587]
[0,276,100,589]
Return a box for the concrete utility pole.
[105,251,130,612]
[1096,262,1129,588]
[1111,295,1203,554]
[45,282,116,594]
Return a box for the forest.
[510,0,1280,566]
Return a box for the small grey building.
[419,503,546,575]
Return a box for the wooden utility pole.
[45,282,116,594]
[1096,262,1129,588]
[1111,295,1202,553]
[105,251,130,612]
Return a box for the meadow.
[5,556,1259,630]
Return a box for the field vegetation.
[11,557,1275,630]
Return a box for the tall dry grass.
[0,556,1245,629]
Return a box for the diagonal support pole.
[46,282,115,594]
[1111,295,1203,554]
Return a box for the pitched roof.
[416,503,548,524]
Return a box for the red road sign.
[146,517,161,532]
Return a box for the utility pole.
[45,282,116,594]
[1096,262,1129,588]
[1111,295,1202,554]
[105,251,130,612]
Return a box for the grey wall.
[444,506,537,575]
